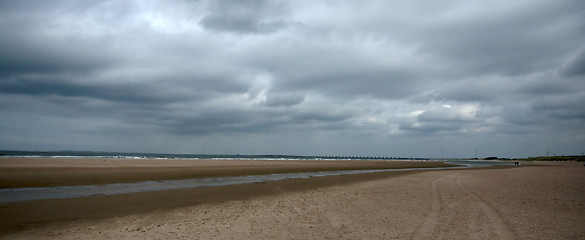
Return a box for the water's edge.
[0,160,512,203]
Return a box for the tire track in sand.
[412,177,441,240]
[456,176,514,240]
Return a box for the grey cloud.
[532,94,585,120]
[432,88,495,103]
[398,104,486,135]
[415,78,508,103]
[415,1,585,78]
[561,49,585,77]
[0,73,249,105]
[0,29,114,77]
[516,77,577,96]
[0,77,179,104]
[161,111,257,135]
[268,60,423,100]
[264,92,305,107]
[200,0,291,34]
[418,110,477,123]
[312,70,421,99]
[399,121,463,134]
[201,15,289,34]
[291,111,351,124]
[157,106,353,136]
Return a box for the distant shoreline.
[0,150,431,161]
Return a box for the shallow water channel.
[0,160,512,203]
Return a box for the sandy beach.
[1,159,584,239]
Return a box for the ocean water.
[0,160,512,203]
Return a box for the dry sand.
[1,159,584,239]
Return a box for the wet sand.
[1,159,584,239]
[0,158,448,189]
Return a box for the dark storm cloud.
[0,1,140,76]
[0,69,251,106]
[157,105,353,136]
[1,0,584,157]
[0,25,113,77]
[0,77,178,104]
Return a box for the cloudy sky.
[1,0,584,158]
